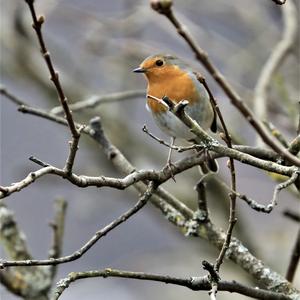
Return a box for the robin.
[133,54,218,173]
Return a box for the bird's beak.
[133,67,146,73]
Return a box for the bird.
[133,54,218,174]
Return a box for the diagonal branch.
[23,0,79,139]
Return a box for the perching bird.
[133,54,218,173]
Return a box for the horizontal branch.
[52,268,291,300]
[0,143,297,200]
[50,90,145,115]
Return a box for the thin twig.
[50,90,145,115]
[48,198,68,280]
[143,124,201,152]
[264,122,289,148]
[0,182,156,268]
[151,2,300,168]
[285,229,300,283]
[230,171,299,213]
[29,155,50,167]
[24,0,79,138]
[63,125,84,175]
[0,86,26,106]
[52,267,291,300]
[194,180,209,222]
[283,210,300,223]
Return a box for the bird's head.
[133,54,187,83]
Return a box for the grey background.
[0,0,299,299]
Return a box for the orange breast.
[146,69,199,113]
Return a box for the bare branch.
[233,171,299,213]
[264,122,289,148]
[283,210,300,223]
[50,90,145,115]
[63,125,84,176]
[1,89,298,296]
[23,0,79,138]
[194,180,209,222]
[286,229,300,283]
[143,125,201,152]
[0,182,156,268]
[52,267,291,300]
[196,75,237,273]
[1,142,297,201]
[48,198,68,280]
[0,86,26,106]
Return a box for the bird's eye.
[155,59,164,67]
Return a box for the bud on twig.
[150,0,173,14]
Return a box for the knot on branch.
[202,260,220,283]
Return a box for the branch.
[194,179,209,222]
[63,125,84,175]
[48,198,68,280]
[283,210,300,223]
[23,0,79,138]
[0,182,156,268]
[285,228,300,283]
[1,95,192,226]
[196,74,237,273]
[233,171,299,213]
[0,202,52,297]
[1,89,298,295]
[1,142,297,200]
[254,0,298,144]
[52,268,291,300]
[288,134,300,156]
[150,0,300,168]
[50,90,145,115]
[0,86,26,106]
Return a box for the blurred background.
[0,0,299,299]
